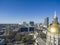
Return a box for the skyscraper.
[22,22,28,27]
[29,21,34,26]
[44,17,49,28]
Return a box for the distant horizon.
[0,12,60,24]
[0,0,60,23]
[0,15,59,24]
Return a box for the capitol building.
[46,12,60,45]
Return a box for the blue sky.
[0,0,60,23]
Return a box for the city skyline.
[0,0,60,23]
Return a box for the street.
[37,37,46,45]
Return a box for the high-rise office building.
[23,22,28,27]
[29,21,34,26]
[44,17,49,28]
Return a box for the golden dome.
[48,11,60,34]
[48,24,60,34]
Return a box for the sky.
[0,0,60,24]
